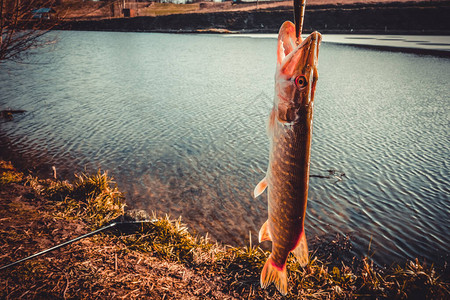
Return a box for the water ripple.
[0,32,449,266]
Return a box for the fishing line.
[0,220,154,271]
[294,0,306,42]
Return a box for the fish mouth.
[280,34,321,79]
[294,32,321,78]
[276,21,321,77]
[276,22,321,123]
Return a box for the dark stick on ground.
[0,220,153,271]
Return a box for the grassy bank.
[0,160,448,299]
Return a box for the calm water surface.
[1,31,449,266]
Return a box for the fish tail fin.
[291,231,309,267]
[260,255,288,296]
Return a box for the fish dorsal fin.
[277,21,297,66]
[291,231,309,267]
[253,177,267,198]
[258,220,272,243]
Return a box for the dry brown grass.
[0,160,448,299]
[26,170,125,229]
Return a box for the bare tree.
[0,0,58,63]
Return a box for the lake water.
[1,31,449,267]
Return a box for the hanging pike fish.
[253,0,321,295]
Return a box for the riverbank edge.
[55,1,450,35]
[1,159,449,298]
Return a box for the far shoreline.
[52,1,449,36]
[44,0,450,56]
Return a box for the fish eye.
[294,75,308,89]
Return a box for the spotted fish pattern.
[254,21,321,295]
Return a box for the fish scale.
[268,105,312,264]
[253,20,321,295]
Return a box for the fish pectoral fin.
[253,177,268,198]
[258,220,272,243]
[291,231,309,267]
[260,255,288,296]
